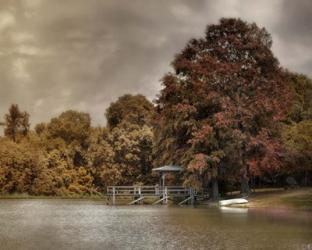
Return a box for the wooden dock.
[106,185,196,205]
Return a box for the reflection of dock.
[107,186,195,205]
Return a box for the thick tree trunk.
[304,171,308,186]
[211,177,219,200]
[240,177,250,196]
[240,167,250,196]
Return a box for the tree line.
[0,95,155,196]
[0,18,311,198]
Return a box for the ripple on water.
[0,200,311,250]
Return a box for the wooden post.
[112,186,116,205]
[155,185,159,196]
[139,186,142,204]
[164,186,168,204]
[190,188,195,205]
[162,172,165,187]
[133,186,136,203]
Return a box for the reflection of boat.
[220,206,248,214]
[219,198,248,206]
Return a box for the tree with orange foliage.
[154,18,291,199]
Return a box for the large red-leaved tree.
[154,18,291,198]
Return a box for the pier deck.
[107,185,195,205]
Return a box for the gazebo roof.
[152,165,183,172]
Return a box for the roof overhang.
[152,165,183,172]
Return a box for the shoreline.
[0,188,311,211]
[223,188,312,211]
[0,194,106,200]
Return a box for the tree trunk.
[240,177,250,196]
[304,171,308,186]
[211,177,219,200]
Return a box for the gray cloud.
[0,0,311,127]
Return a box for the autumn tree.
[108,123,154,184]
[284,73,312,123]
[0,97,157,195]
[47,110,91,145]
[4,104,30,142]
[283,121,312,164]
[0,137,40,194]
[282,73,312,185]
[106,94,154,129]
[105,94,155,184]
[154,18,291,198]
[34,122,46,135]
[31,110,97,196]
[87,127,122,189]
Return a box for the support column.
[138,186,142,204]
[162,172,166,187]
[112,187,116,205]
[190,188,195,205]
[155,185,159,196]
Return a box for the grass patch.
[248,188,312,210]
[281,191,312,209]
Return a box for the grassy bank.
[0,193,105,200]
[246,188,312,210]
[1,188,312,210]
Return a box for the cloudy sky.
[0,0,311,127]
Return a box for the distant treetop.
[105,94,154,129]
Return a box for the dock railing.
[106,185,194,205]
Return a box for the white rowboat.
[219,198,248,206]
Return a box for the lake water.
[0,200,311,250]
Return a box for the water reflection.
[219,206,248,214]
[0,200,311,250]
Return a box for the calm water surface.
[0,199,311,250]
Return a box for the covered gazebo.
[152,165,183,187]
[107,165,193,205]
